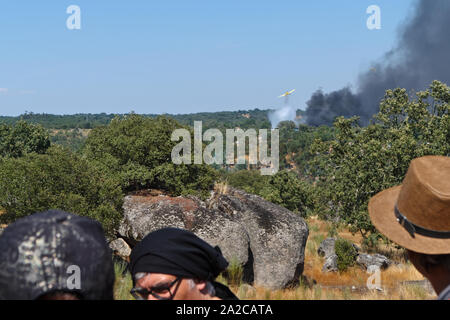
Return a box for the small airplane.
[278,89,296,98]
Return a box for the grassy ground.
[113,216,436,300]
[113,262,134,300]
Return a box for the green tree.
[262,170,312,215]
[335,238,357,272]
[226,169,312,215]
[0,146,123,236]
[226,170,271,195]
[83,113,218,198]
[0,121,50,157]
[310,81,449,239]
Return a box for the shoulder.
[437,283,450,300]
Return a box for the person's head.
[406,251,450,294]
[132,272,217,300]
[368,156,450,295]
[129,228,228,300]
[0,210,115,300]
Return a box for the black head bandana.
[130,228,229,282]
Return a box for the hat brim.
[369,185,450,254]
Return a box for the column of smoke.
[305,0,450,126]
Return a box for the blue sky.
[0,0,416,116]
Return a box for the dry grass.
[302,216,426,289]
[113,262,134,300]
[232,216,435,300]
[214,181,229,195]
[231,283,433,300]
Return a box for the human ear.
[194,279,207,292]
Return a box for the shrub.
[335,238,358,272]
[226,170,270,195]
[83,114,218,199]
[327,223,339,238]
[262,170,313,216]
[0,120,50,157]
[0,146,123,236]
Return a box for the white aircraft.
[278,89,296,98]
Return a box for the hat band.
[395,205,450,239]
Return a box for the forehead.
[136,273,177,287]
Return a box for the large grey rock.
[356,253,392,270]
[322,254,338,273]
[318,238,336,257]
[118,187,309,290]
[208,188,309,289]
[119,194,250,267]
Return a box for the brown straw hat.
[369,156,450,254]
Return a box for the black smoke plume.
[305,0,450,126]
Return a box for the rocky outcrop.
[318,238,336,258]
[209,188,309,289]
[318,238,360,258]
[322,254,338,273]
[109,238,132,261]
[118,194,250,268]
[356,253,392,270]
[318,238,390,273]
[115,187,309,290]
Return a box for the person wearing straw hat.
[368,155,450,300]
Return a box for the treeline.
[2,108,308,154]
[169,108,274,130]
[0,112,117,129]
[0,108,303,130]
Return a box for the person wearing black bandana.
[129,227,239,300]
